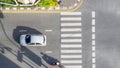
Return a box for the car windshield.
[25,35,31,44]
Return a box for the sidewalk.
[0,0,83,13]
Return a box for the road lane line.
[92,64,96,68]
[92,58,96,63]
[61,39,82,42]
[61,50,82,53]
[92,27,95,32]
[45,29,53,32]
[61,23,82,26]
[61,55,82,58]
[61,12,82,15]
[92,40,95,45]
[45,51,53,53]
[92,34,95,39]
[61,17,81,21]
[61,60,82,63]
[92,52,96,57]
[61,34,82,37]
[92,46,95,51]
[92,19,95,25]
[61,28,82,32]
[92,11,95,18]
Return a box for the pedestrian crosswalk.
[60,12,82,68]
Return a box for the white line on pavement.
[92,64,96,68]
[61,39,82,42]
[61,44,82,48]
[92,11,95,18]
[61,28,82,32]
[92,52,96,57]
[61,50,82,53]
[45,51,53,53]
[61,23,82,26]
[92,19,95,25]
[92,46,95,51]
[92,27,95,32]
[61,60,82,64]
[61,55,82,58]
[61,17,81,21]
[92,34,95,39]
[64,65,82,68]
[92,40,95,45]
[45,29,53,32]
[92,58,96,63]
[61,34,82,37]
[61,12,82,15]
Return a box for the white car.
[20,34,46,46]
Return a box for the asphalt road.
[95,0,120,68]
[0,13,61,68]
[0,0,120,68]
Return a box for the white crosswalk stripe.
[61,28,82,32]
[61,23,82,26]
[61,39,82,42]
[61,60,82,64]
[61,17,81,21]
[64,65,82,68]
[61,34,82,37]
[60,12,82,68]
[61,50,82,53]
[60,12,82,15]
[61,55,82,58]
[61,44,82,48]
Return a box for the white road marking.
[92,58,96,63]
[92,40,95,45]
[64,65,82,68]
[61,34,82,37]
[61,23,82,26]
[92,19,95,25]
[92,52,96,57]
[61,39,82,42]
[45,51,53,53]
[92,46,95,51]
[61,12,82,15]
[92,11,96,68]
[61,55,82,58]
[61,17,81,21]
[61,60,82,64]
[92,34,95,39]
[61,44,82,48]
[92,64,96,68]
[45,30,53,32]
[92,11,95,18]
[61,28,82,32]
[92,27,95,32]
[61,50,82,53]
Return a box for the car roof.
[30,35,44,44]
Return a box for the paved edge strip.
[0,0,83,13]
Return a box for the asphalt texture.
[0,0,120,68]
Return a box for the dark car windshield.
[25,35,31,44]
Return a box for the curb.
[0,0,83,13]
